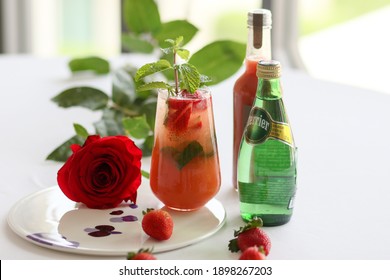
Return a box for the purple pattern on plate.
[129,203,138,209]
[110,215,138,223]
[27,233,79,248]
[85,225,122,237]
[110,210,124,215]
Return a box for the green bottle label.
[245,107,293,146]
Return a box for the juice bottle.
[233,9,272,189]
[150,88,221,211]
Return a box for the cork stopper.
[257,60,281,79]
[248,9,272,49]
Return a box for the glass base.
[241,213,292,226]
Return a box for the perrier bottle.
[237,60,297,226]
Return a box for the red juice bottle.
[233,9,272,189]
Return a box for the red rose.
[57,135,142,209]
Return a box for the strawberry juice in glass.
[150,88,221,211]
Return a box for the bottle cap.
[257,60,281,79]
[247,9,272,27]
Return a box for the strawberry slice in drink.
[182,90,208,112]
[167,98,193,111]
[165,101,192,132]
[189,115,202,129]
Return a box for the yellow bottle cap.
[257,60,281,79]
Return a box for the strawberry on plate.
[228,218,271,256]
[142,208,174,241]
[127,248,156,260]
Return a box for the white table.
[1,55,390,260]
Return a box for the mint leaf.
[73,123,89,139]
[68,56,109,74]
[175,36,184,46]
[135,60,172,82]
[161,47,173,55]
[122,115,151,139]
[176,49,190,61]
[137,81,171,92]
[161,37,184,55]
[176,141,204,169]
[162,141,204,170]
[51,87,109,111]
[179,63,200,93]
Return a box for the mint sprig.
[47,0,246,163]
[135,36,207,95]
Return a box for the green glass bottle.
[237,60,297,226]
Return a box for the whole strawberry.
[239,246,266,260]
[127,248,156,260]
[228,218,271,256]
[142,208,174,241]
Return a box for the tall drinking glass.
[150,88,221,211]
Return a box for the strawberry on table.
[239,246,266,260]
[228,218,271,256]
[141,208,174,241]
[127,248,156,260]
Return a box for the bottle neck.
[245,25,272,66]
[256,78,282,100]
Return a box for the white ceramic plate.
[7,185,226,256]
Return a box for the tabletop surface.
[1,54,390,260]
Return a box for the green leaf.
[73,123,89,139]
[68,56,110,74]
[155,20,198,47]
[122,115,151,139]
[161,141,204,170]
[51,87,109,111]
[135,60,172,82]
[93,108,125,136]
[141,135,154,157]
[122,0,161,35]
[112,67,137,108]
[121,33,154,53]
[140,98,157,129]
[200,74,212,86]
[189,40,246,85]
[177,141,204,169]
[175,36,184,46]
[137,81,171,92]
[141,170,150,179]
[178,63,200,93]
[176,49,190,61]
[46,135,84,162]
